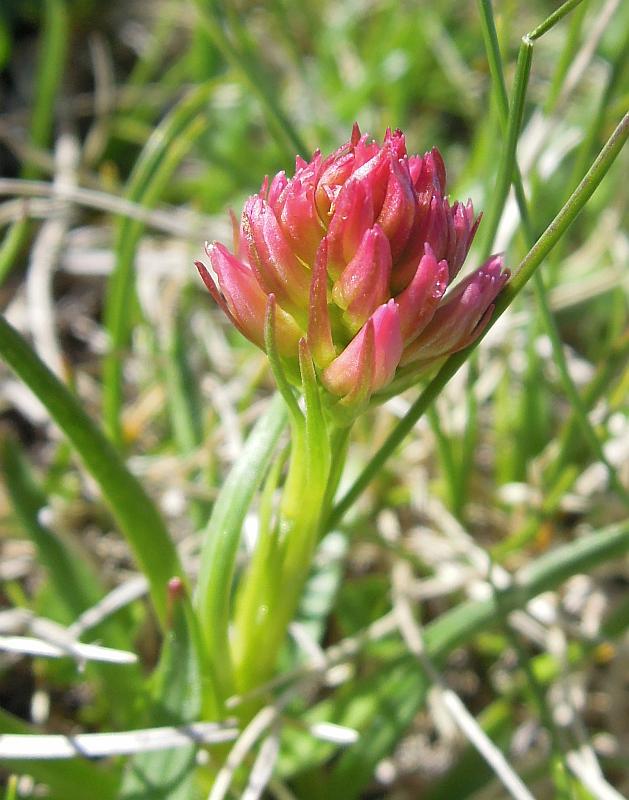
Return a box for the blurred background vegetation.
[0,0,628,797]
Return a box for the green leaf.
[102,83,215,444]
[0,0,68,284]
[423,701,513,800]
[324,660,427,798]
[293,531,348,645]
[280,658,427,797]
[194,392,288,710]
[1,436,103,622]
[284,519,629,795]
[120,585,203,800]
[0,314,183,628]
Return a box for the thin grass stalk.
[476,36,533,261]
[193,0,306,159]
[103,85,214,444]
[0,0,68,284]
[477,3,629,505]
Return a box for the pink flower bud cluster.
[197,125,508,407]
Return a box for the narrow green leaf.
[527,0,586,41]
[423,701,513,800]
[286,519,629,796]
[164,306,204,456]
[0,0,68,284]
[280,660,427,797]
[120,583,203,800]
[193,0,306,159]
[294,531,348,645]
[326,663,426,797]
[103,85,214,443]
[476,34,533,260]
[0,435,145,726]
[1,436,103,621]
[0,315,183,627]
[478,0,629,508]
[194,392,288,710]
[3,776,17,800]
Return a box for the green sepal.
[298,338,331,493]
[264,294,304,430]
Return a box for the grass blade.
[0,314,183,628]
[194,392,288,711]
[0,0,68,284]
[0,710,118,800]
[1,437,103,621]
[310,519,629,797]
[120,583,204,800]
[103,84,214,444]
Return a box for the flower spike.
[197,126,509,417]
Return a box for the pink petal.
[332,225,392,333]
[376,155,416,259]
[315,150,356,220]
[350,147,392,218]
[268,170,288,211]
[307,238,336,368]
[204,243,301,357]
[326,178,375,280]
[392,193,441,293]
[413,147,447,196]
[242,196,311,320]
[444,200,480,280]
[395,244,449,342]
[383,127,408,159]
[323,300,403,397]
[400,255,509,366]
[278,177,326,267]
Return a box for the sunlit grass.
[0,0,627,797]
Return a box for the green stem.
[232,433,322,696]
[532,271,629,505]
[428,519,629,659]
[494,332,629,559]
[233,349,335,697]
[476,35,533,260]
[321,425,352,518]
[328,112,628,530]
[457,358,479,515]
[527,0,586,41]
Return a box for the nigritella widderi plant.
[196,126,509,704]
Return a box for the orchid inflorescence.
[197,125,509,418]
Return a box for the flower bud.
[197,126,509,414]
